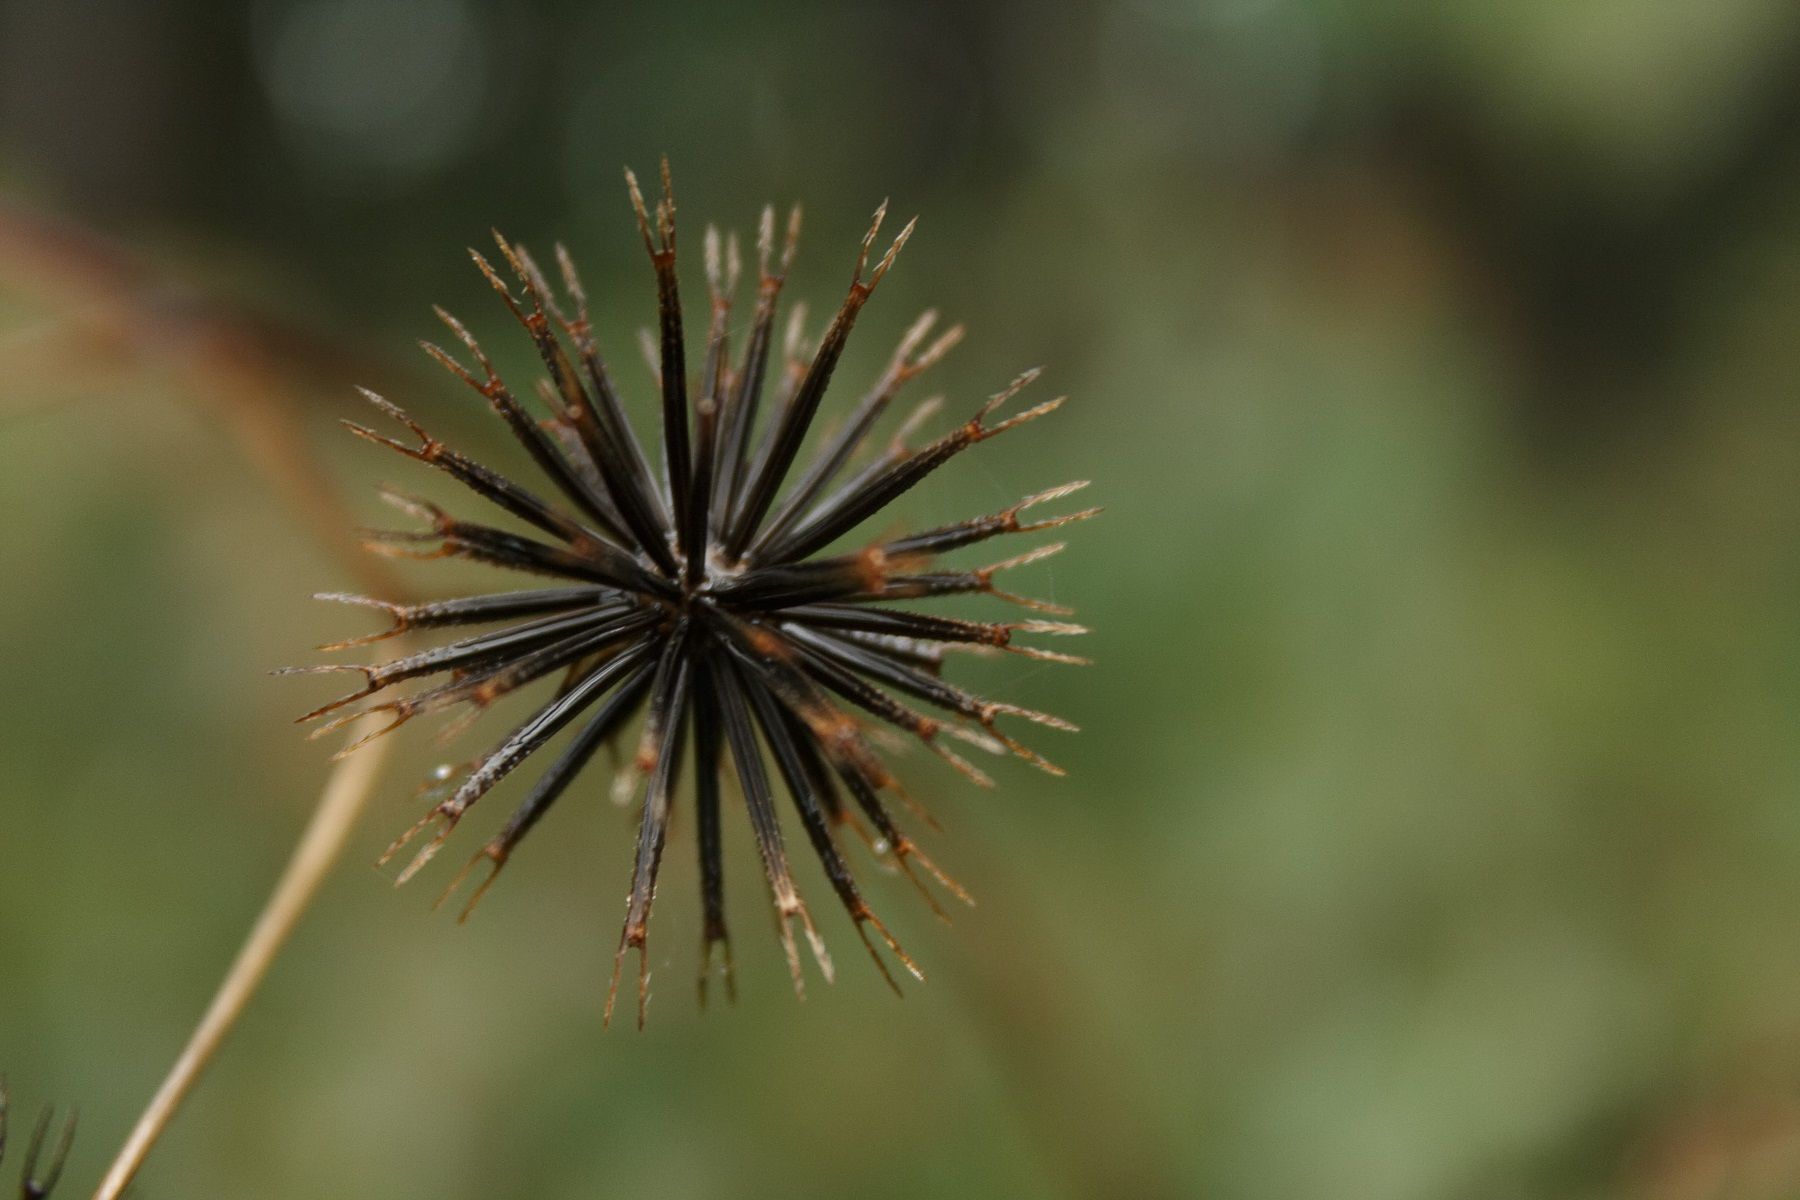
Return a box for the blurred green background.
[5,2,1800,1197]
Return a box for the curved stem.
[0,200,420,1199]
[90,723,395,1200]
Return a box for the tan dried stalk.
[0,204,415,1199]
[90,718,395,1200]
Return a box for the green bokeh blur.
[5,2,1800,1197]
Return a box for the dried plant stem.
[0,201,414,1196]
[90,717,396,1200]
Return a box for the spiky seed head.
[291,162,1093,1027]
[0,1080,77,1199]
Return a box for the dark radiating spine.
[722,204,916,561]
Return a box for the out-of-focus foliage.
[4,2,1800,1197]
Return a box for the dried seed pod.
[0,1080,77,1199]
[291,159,1096,1026]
